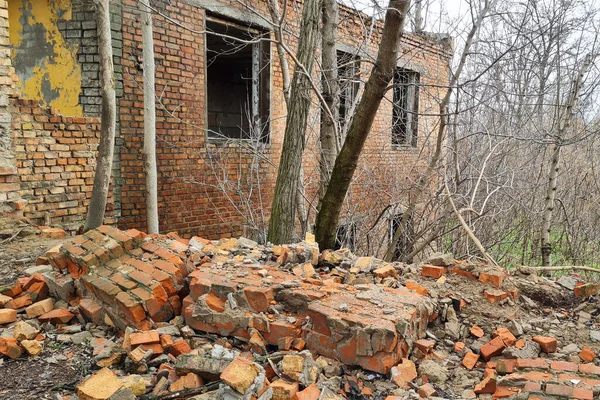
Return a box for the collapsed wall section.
[44,226,433,374]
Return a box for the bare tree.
[314,0,412,250]
[139,0,159,234]
[541,54,594,266]
[267,0,321,244]
[84,0,116,231]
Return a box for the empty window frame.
[335,222,356,251]
[337,50,360,127]
[392,68,419,147]
[389,213,414,261]
[205,17,270,143]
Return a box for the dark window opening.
[389,213,414,261]
[206,17,270,143]
[335,222,356,251]
[337,51,360,127]
[392,68,419,147]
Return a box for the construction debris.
[1,225,600,399]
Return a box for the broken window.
[205,17,270,143]
[335,222,356,251]
[392,68,419,147]
[337,51,360,127]
[389,213,414,261]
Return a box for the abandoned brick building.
[0,0,452,257]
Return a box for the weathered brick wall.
[0,0,20,215]
[117,0,452,244]
[11,98,116,231]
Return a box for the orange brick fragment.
[532,336,557,353]
[38,308,74,324]
[493,327,517,347]
[421,265,445,279]
[454,342,466,353]
[470,325,484,338]
[579,346,596,362]
[462,351,480,370]
[130,330,160,346]
[474,372,497,394]
[169,339,192,356]
[414,339,435,353]
[405,280,428,295]
[480,337,506,361]
[205,291,225,312]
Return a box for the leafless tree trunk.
[540,53,593,266]
[266,0,308,237]
[318,0,340,206]
[414,0,424,32]
[267,0,320,244]
[84,0,116,231]
[139,0,159,234]
[314,0,411,250]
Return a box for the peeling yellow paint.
[8,0,82,116]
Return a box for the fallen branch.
[0,228,24,245]
[519,265,600,275]
[444,180,499,268]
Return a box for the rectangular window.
[337,51,360,127]
[392,68,419,147]
[206,17,270,143]
[335,222,356,251]
[389,213,414,261]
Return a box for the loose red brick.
[474,373,497,394]
[479,272,503,287]
[169,339,191,356]
[421,265,445,279]
[4,294,33,309]
[78,298,104,325]
[470,324,484,338]
[414,339,435,354]
[454,342,466,354]
[130,330,160,346]
[532,336,557,353]
[405,280,428,295]
[493,327,517,347]
[38,308,74,324]
[462,351,480,370]
[0,309,18,325]
[480,337,506,361]
[579,347,596,363]
[390,358,417,388]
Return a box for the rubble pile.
[1,225,600,399]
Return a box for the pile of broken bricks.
[1,225,600,399]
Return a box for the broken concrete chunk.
[427,253,454,266]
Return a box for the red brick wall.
[11,97,116,231]
[117,0,452,243]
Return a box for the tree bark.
[139,0,159,234]
[314,0,411,250]
[84,0,116,231]
[318,0,340,206]
[267,0,320,244]
[540,53,592,266]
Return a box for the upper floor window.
[392,68,419,147]
[206,17,270,144]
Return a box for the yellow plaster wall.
[8,0,82,116]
